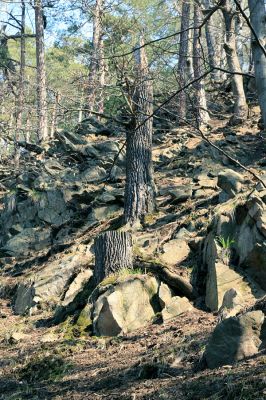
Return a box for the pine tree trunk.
[16,0,26,132]
[221,0,248,125]
[176,0,191,123]
[193,3,210,128]
[34,0,48,141]
[94,231,133,285]
[87,0,105,115]
[124,37,156,226]
[248,0,266,127]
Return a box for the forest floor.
[0,298,265,400]
[0,108,266,399]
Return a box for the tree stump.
[94,231,133,285]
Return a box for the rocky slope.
[0,112,266,399]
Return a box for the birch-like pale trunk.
[34,0,48,141]
[221,0,248,125]
[16,0,26,132]
[203,0,220,81]
[176,0,191,123]
[248,0,266,126]
[193,3,210,128]
[87,0,105,115]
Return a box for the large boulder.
[205,310,265,369]
[201,193,266,311]
[0,188,74,257]
[92,275,160,336]
[205,261,257,311]
[2,227,51,258]
[14,247,93,315]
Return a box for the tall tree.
[16,0,26,132]
[34,0,48,140]
[193,2,210,128]
[248,0,266,127]
[203,0,220,81]
[124,37,155,226]
[87,0,105,116]
[221,0,248,125]
[176,0,191,123]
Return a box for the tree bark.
[50,91,60,138]
[193,3,210,128]
[203,0,220,81]
[94,231,133,285]
[87,0,105,115]
[16,0,26,132]
[176,0,191,123]
[248,0,266,127]
[124,37,156,226]
[34,0,48,141]
[221,0,248,125]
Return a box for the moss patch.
[99,268,143,287]
[19,354,72,383]
[58,310,92,340]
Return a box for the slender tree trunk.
[221,0,248,125]
[193,3,210,128]
[98,36,105,116]
[124,37,156,226]
[176,0,191,123]
[94,231,133,285]
[248,0,266,127]
[203,0,220,81]
[87,0,105,115]
[16,0,26,132]
[235,14,245,70]
[50,91,60,138]
[25,110,31,142]
[34,0,48,141]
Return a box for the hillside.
[0,111,265,400]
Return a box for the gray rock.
[37,190,72,227]
[158,282,173,308]
[88,204,121,223]
[162,296,193,322]
[202,198,266,311]
[61,268,93,307]
[109,165,125,182]
[94,140,120,154]
[205,261,255,311]
[218,288,243,319]
[168,186,192,203]
[217,169,243,197]
[158,239,190,267]
[92,275,160,336]
[14,248,93,315]
[82,166,106,183]
[205,311,265,369]
[2,227,51,257]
